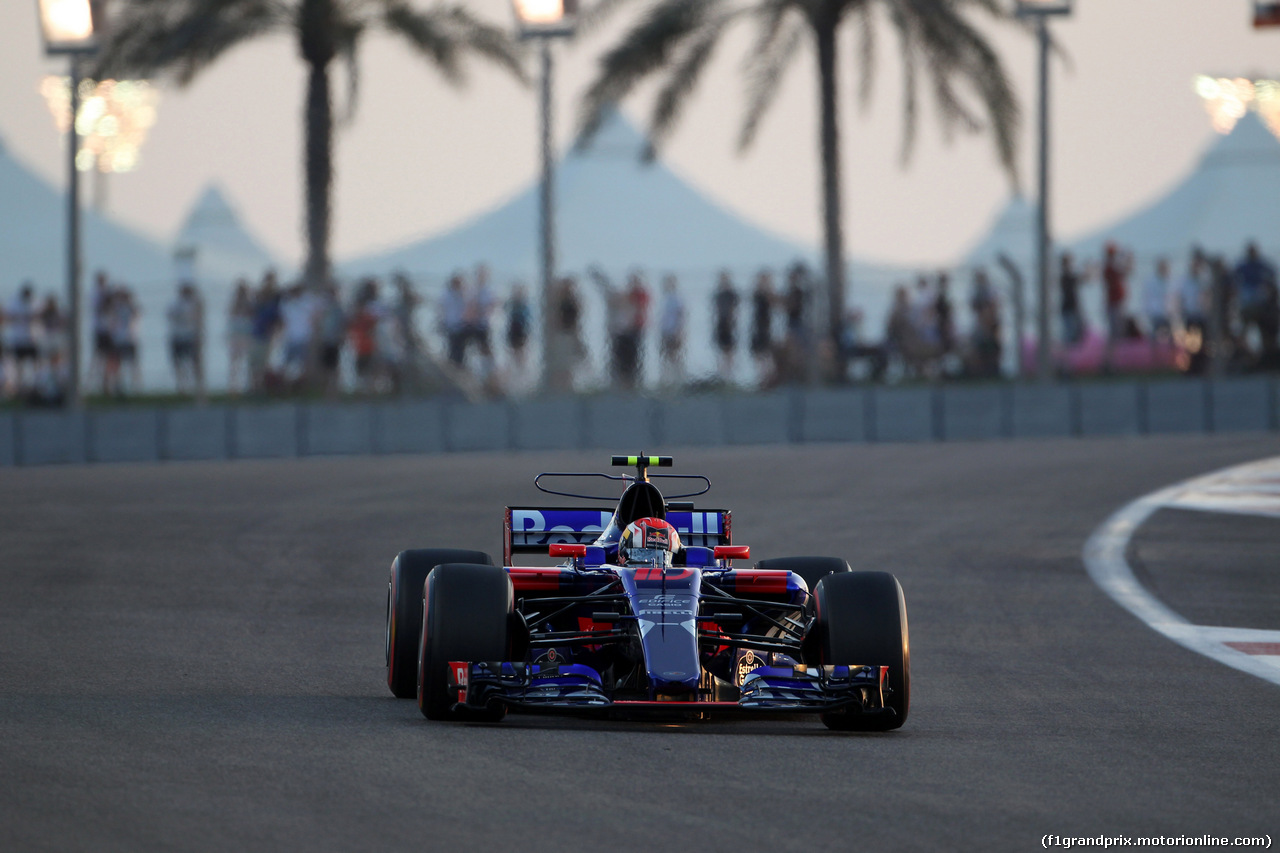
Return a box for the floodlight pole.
[1035,15,1052,383]
[537,37,556,394]
[67,53,84,405]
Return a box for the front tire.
[756,556,850,594]
[813,571,910,731]
[386,548,493,698]
[418,563,513,721]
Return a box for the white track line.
[1083,457,1280,687]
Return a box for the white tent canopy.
[966,112,1280,280]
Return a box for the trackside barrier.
[0,376,1276,467]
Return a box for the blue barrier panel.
[90,409,161,463]
[798,388,867,443]
[1079,383,1140,436]
[446,401,511,452]
[1145,380,1206,433]
[513,398,584,450]
[305,403,374,456]
[0,413,14,466]
[661,395,726,447]
[584,395,658,450]
[377,400,445,454]
[873,387,934,442]
[1212,377,1272,432]
[724,393,791,445]
[17,411,87,465]
[165,406,229,460]
[941,386,1006,441]
[1011,384,1074,438]
[234,405,299,459]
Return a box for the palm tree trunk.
[813,10,844,363]
[304,57,333,288]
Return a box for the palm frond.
[576,0,643,34]
[905,0,1020,182]
[853,0,876,112]
[381,3,526,87]
[737,14,804,151]
[92,0,287,84]
[576,0,725,148]
[645,10,739,159]
[884,2,919,164]
[335,18,366,125]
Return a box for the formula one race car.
[384,455,909,731]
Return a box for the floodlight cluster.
[39,76,159,173]
[1194,75,1280,139]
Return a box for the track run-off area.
[1,436,1277,851]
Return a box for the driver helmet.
[619,517,681,567]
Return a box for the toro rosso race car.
[385,455,909,731]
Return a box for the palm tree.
[578,0,1020,359]
[93,0,524,286]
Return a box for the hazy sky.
[1,1,1277,272]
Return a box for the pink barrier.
[1021,329,1183,376]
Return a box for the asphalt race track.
[2,436,1278,851]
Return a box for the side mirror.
[713,545,750,561]
[549,543,587,558]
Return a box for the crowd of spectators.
[2,241,1276,406]
[1053,240,1278,375]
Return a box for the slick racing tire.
[813,571,909,732]
[756,556,850,595]
[418,563,513,722]
[386,548,493,699]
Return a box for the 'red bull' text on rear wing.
[503,507,731,565]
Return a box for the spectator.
[393,272,423,361]
[279,283,319,386]
[109,287,141,396]
[749,269,775,387]
[1141,258,1175,343]
[626,272,650,387]
[839,308,887,382]
[37,295,67,387]
[316,282,347,394]
[590,266,632,387]
[349,278,384,393]
[935,271,955,356]
[467,264,498,381]
[249,271,282,393]
[6,283,38,393]
[28,350,67,408]
[166,282,205,397]
[440,273,468,367]
[780,263,810,383]
[90,271,113,394]
[1178,248,1210,333]
[885,285,915,375]
[228,279,254,394]
[505,282,531,376]
[658,274,686,387]
[712,270,739,382]
[1234,242,1278,348]
[1102,242,1132,342]
[546,275,583,393]
[967,297,1003,378]
[1058,253,1084,345]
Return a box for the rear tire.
[813,571,909,732]
[418,563,513,721]
[386,548,493,698]
[757,556,850,593]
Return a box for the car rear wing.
[504,507,732,565]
